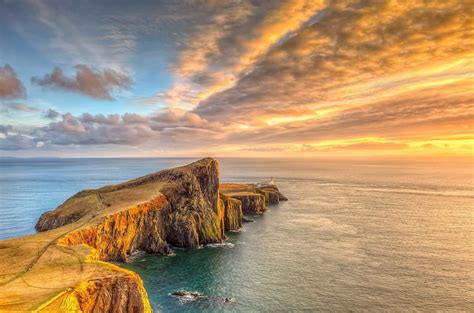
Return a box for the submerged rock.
[224,297,236,304]
[170,290,206,302]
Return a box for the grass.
[0,178,166,311]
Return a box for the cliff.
[0,158,287,312]
[220,194,243,231]
[0,231,152,312]
[219,183,287,214]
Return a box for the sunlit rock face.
[3,158,287,312]
[230,193,267,214]
[38,158,225,259]
[42,268,153,313]
[159,158,224,247]
[2,158,224,312]
[220,195,243,231]
[58,196,172,262]
[219,183,288,216]
[257,185,288,203]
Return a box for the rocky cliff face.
[220,195,243,231]
[58,196,171,262]
[219,183,288,216]
[1,158,287,312]
[158,158,224,247]
[40,266,152,313]
[2,158,226,312]
[38,158,225,261]
[257,185,288,204]
[229,193,267,214]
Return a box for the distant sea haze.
[1,158,472,311]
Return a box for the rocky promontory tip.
[0,158,287,312]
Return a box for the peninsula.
[0,158,286,312]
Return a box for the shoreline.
[0,158,286,312]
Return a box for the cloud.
[0,64,26,99]
[43,109,60,119]
[31,65,132,100]
[1,0,472,157]
[335,142,409,151]
[149,110,206,130]
[0,134,37,150]
[2,102,39,113]
[33,112,155,146]
[181,0,474,158]
[221,80,474,146]
[0,110,218,151]
[151,0,326,110]
[0,124,13,135]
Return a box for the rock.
[0,158,288,312]
[57,196,172,262]
[257,185,288,202]
[220,194,243,231]
[50,271,152,312]
[1,158,223,312]
[219,183,287,215]
[231,193,266,214]
[242,216,254,223]
[37,158,225,262]
[0,237,152,312]
[257,189,280,205]
[170,290,206,301]
[224,297,235,304]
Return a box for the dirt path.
[0,193,110,287]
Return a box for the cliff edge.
[0,158,286,312]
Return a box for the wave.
[206,242,235,248]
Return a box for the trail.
[0,193,110,287]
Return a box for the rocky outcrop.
[38,158,225,261]
[257,185,288,204]
[228,193,266,214]
[219,183,287,217]
[39,266,152,313]
[58,196,171,262]
[158,158,224,247]
[1,158,226,312]
[0,158,287,312]
[220,195,243,231]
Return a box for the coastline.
[0,158,286,312]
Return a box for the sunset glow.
[0,0,472,158]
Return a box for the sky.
[0,0,473,158]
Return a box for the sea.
[0,157,473,312]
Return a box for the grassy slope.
[0,180,165,311]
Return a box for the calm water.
[0,158,473,311]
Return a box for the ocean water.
[0,158,473,311]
